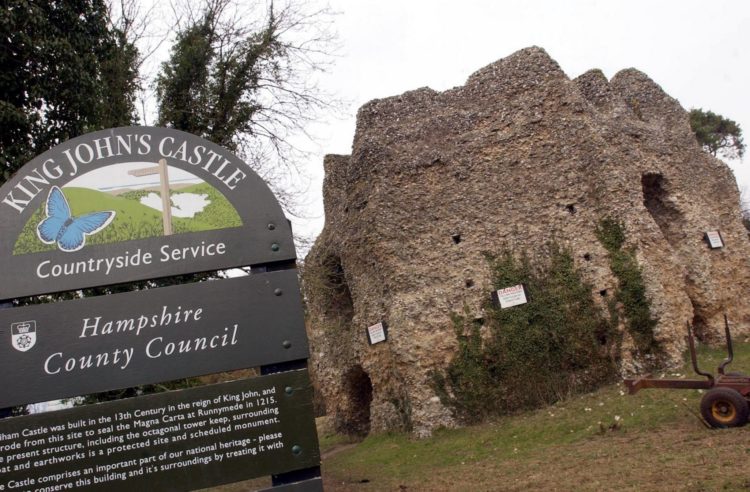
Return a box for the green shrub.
[595,219,660,356]
[433,246,620,423]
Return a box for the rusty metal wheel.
[700,388,749,428]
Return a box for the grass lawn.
[318,339,750,491]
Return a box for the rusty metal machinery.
[624,315,750,428]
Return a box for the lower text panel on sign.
[0,370,320,491]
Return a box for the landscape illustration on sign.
[13,161,243,255]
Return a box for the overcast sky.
[287,0,750,242]
[141,0,750,244]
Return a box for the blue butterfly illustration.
[36,186,116,252]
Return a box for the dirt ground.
[321,420,750,491]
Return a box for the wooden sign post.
[128,158,173,235]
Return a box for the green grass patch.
[176,182,242,230]
[325,341,750,489]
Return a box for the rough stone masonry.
[304,47,750,437]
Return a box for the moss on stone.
[596,219,660,356]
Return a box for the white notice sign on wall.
[705,231,724,249]
[367,322,388,345]
[494,284,528,309]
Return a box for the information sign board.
[366,322,388,345]
[0,127,294,299]
[0,371,319,491]
[492,284,529,309]
[0,271,307,408]
[0,127,320,491]
[705,230,724,249]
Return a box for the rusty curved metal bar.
[624,321,715,395]
[718,314,734,376]
[687,321,714,383]
[624,314,750,415]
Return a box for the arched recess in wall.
[641,173,685,249]
[338,365,373,437]
[641,173,709,339]
[317,254,354,327]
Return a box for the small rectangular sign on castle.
[705,230,724,249]
[366,321,388,345]
[492,284,529,309]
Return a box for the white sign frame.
[493,284,529,309]
[366,321,388,345]
[705,230,724,249]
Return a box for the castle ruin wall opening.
[338,365,373,437]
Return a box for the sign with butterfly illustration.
[37,186,116,252]
[0,127,295,299]
[0,127,322,492]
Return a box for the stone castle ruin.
[304,47,750,437]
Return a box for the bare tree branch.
[154,0,342,222]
